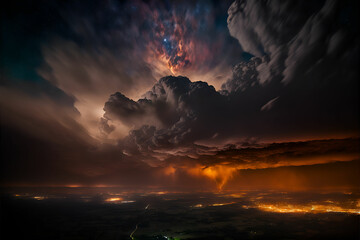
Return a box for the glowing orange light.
[255,203,360,214]
[193,204,203,208]
[163,166,176,176]
[66,185,82,188]
[187,165,238,191]
[210,202,236,207]
[155,191,168,195]
[192,202,236,208]
[105,197,123,202]
[226,193,247,198]
[33,196,45,200]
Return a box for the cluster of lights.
[12,191,359,216]
[14,194,46,200]
[105,197,123,202]
[192,202,236,208]
[105,197,135,204]
[254,203,360,214]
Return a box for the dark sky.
[0,0,359,190]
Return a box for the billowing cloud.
[1,79,358,190]
[221,57,262,92]
[227,0,358,84]
[103,72,358,156]
[198,138,360,168]
[218,0,359,141]
[38,39,156,140]
[34,0,243,140]
[104,76,226,150]
[0,0,358,192]
[0,85,90,146]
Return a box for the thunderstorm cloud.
[0,0,358,190]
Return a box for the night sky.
[0,0,359,191]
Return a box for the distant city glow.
[105,197,123,202]
[10,190,360,216]
[210,202,236,207]
[33,196,46,200]
[254,203,360,214]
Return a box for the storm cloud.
[227,0,359,84]
[0,0,358,190]
[103,68,358,157]
[104,76,226,151]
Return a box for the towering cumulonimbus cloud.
[99,0,358,161]
[104,76,227,150]
[1,0,358,189]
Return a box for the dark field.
[0,188,359,240]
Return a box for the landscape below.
[1,187,359,240]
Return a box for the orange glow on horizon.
[66,184,82,188]
[254,203,360,214]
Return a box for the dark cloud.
[30,0,244,140]
[1,79,358,189]
[105,76,226,151]
[227,0,359,84]
[217,0,359,139]
[104,92,152,128]
[198,138,360,168]
[0,88,160,187]
[221,57,262,92]
[0,0,359,190]
[103,67,358,156]
[99,117,115,135]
